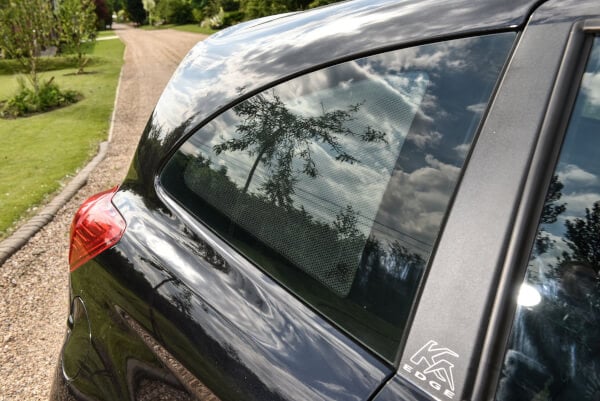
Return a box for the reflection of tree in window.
[212,89,387,208]
[559,201,600,274]
[534,174,566,256]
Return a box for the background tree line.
[123,0,341,27]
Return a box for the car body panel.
[57,184,393,401]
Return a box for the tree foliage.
[535,174,567,255]
[0,0,57,94]
[126,0,146,24]
[94,0,113,29]
[213,89,387,207]
[155,0,194,24]
[57,0,98,74]
[240,0,287,20]
[560,201,600,273]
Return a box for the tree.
[141,0,156,24]
[308,0,338,8]
[560,201,600,273]
[240,0,288,20]
[534,174,566,255]
[94,0,113,29]
[106,0,125,13]
[0,0,57,94]
[213,89,387,208]
[57,0,97,74]
[155,0,194,24]
[125,0,146,24]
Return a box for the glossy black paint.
[50,0,600,400]
[55,185,392,401]
[371,375,435,401]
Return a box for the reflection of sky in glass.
[177,33,514,253]
[372,34,514,252]
[183,61,428,236]
[500,41,600,401]
[533,39,600,272]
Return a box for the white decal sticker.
[403,340,459,399]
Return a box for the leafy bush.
[94,0,113,29]
[155,0,194,24]
[308,0,338,8]
[221,0,240,12]
[171,1,194,24]
[223,10,244,26]
[192,7,204,22]
[1,77,81,118]
[0,56,88,75]
[201,7,225,28]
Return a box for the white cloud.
[407,130,442,149]
[466,102,486,114]
[582,71,600,107]
[558,164,598,186]
[454,143,470,159]
[376,155,461,248]
[555,193,600,228]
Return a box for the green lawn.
[0,37,124,238]
[97,30,118,38]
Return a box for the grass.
[97,30,118,38]
[0,37,124,238]
[140,23,217,35]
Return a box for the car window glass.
[161,33,514,362]
[497,37,600,401]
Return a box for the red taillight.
[69,186,126,272]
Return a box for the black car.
[51,0,600,400]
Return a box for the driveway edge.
[0,141,109,266]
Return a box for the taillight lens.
[69,186,126,272]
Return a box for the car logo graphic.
[403,340,459,399]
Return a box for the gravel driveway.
[0,24,206,401]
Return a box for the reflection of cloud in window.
[582,71,600,108]
[558,163,598,186]
[454,143,470,159]
[558,192,600,221]
[288,142,396,234]
[371,39,472,71]
[406,130,442,149]
[377,155,460,247]
[466,102,486,114]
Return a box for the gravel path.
[0,24,206,401]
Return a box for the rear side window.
[161,33,514,361]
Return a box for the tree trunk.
[243,146,267,193]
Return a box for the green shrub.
[1,77,81,118]
[192,8,204,22]
[221,0,240,12]
[155,0,195,24]
[223,10,244,26]
[0,56,87,75]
